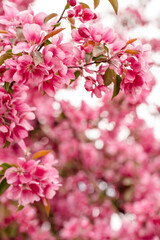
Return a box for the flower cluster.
[0,85,35,146]
[72,23,152,97]
[4,156,60,206]
[67,2,97,22]
[0,0,159,239]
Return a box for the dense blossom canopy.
[0,0,160,239]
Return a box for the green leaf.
[43,39,52,46]
[79,2,90,9]
[6,49,12,54]
[0,178,10,196]
[74,70,81,80]
[0,163,12,169]
[92,54,106,62]
[112,74,122,99]
[0,163,12,180]
[4,82,14,94]
[70,70,81,85]
[52,22,61,28]
[65,2,70,9]
[108,0,118,14]
[4,82,9,92]
[17,205,24,211]
[104,45,109,53]
[3,140,11,149]
[94,0,100,9]
[103,68,116,86]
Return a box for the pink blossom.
[5,157,60,206]
[78,26,90,38]
[0,85,35,145]
[82,8,94,21]
[74,4,82,17]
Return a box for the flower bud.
[69,0,76,7]
[68,10,75,18]
[78,26,90,38]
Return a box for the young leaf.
[79,2,90,9]
[112,74,122,99]
[33,150,52,159]
[44,13,58,24]
[0,178,10,196]
[108,0,118,14]
[65,2,70,9]
[94,0,100,9]
[52,22,61,28]
[104,68,116,86]
[126,38,137,45]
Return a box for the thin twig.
[37,3,67,51]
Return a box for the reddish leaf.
[0,30,7,34]
[79,2,90,9]
[44,13,58,24]
[108,0,118,14]
[44,199,50,216]
[124,49,141,55]
[126,38,137,45]
[94,0,100,9]
[68,17,75,29]
[42,28,65,43]
[33,150,52,159]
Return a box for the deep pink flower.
[82,8,94,21]
[78,26,90,38]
